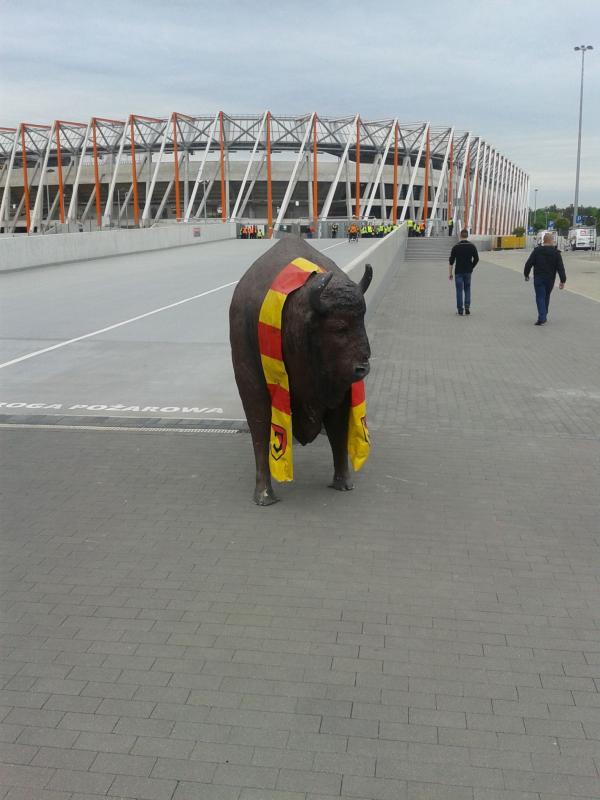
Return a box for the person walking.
[524,232,566,325]
[448,228,479,315]
[448,218,454,237]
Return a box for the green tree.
[554,216,570,235]
[513,226,525,237]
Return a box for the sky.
[0,0,598,208]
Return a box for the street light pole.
[573,45,593,227]
[533,188,538,229]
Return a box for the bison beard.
[229,236,372,506]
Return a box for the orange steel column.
[172,113,181,221]
[463,147,471,229]
[130,116,140,226]
[92,119,102,227]
[473,166,480,235]
[266,111,273,237]
[447,136,454,223]
[312,114,318,228]
[219,111,226,222]
[55,122,65,224]
[422,126,430,223]
[20,125,32,233]
[354,116,361,219]
[392,123,398,224]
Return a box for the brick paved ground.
[1,254,600,799]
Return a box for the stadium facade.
[0,113,529,236]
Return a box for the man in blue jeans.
[524,233,567,325]
[448,229,479,315]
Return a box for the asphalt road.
[0,238,372,422]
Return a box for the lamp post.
[573,45,593,227]
[533,187,538,230]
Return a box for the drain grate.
[0,413,249,434]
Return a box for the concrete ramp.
[0,234,402,427]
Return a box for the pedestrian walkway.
[1,254,599,800]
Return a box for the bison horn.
[308,271,333,314]
[359,263,373,295]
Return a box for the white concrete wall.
[469,235,492,251]
[0,222,236,272]
[343,224,408,320]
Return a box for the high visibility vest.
[407,220,413,228]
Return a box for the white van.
[568,227,597,251]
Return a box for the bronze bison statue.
[229,236,372,505]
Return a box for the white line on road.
[0,280,239,370]
[0,239,361,371]
[320,241,348,252]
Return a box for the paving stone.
[313,752,376,776]
[131,736,194,759]
[213,764,278,790]
[113,717,174,738]
[172,783,239,800]
[150,756,216,782]
[73,731,136,753]
[287,732,347,754]
[31,746,96,771]
[277,768,342,795]
[320,716,379,738]
[58,712,117,733]
[81,681,137,700]
[0,724,25,744]
[377,759,505,789]
[240,791,305,800]
[407,783,474,800]
[5,710,64,729]
[0,764,55,789]
[90,751,156,776]
[208,708,321,732]
[109,775,178,800]
[43,696,101,714]
[3,788,73,800]
[252,746,314,770]
[342,775,408,799]
[47,769,114,794]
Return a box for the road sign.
[528,226,534,234]
[547,221,555,229]
[576,215,582,224]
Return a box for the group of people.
[448,229,567,325]
[406,219,426,237]
[239,225,264,239]
[347,221,399,241]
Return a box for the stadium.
[0,112,529,237]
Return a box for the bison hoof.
[254,487,280,506]
[329,477,355,492]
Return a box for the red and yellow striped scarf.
[258,257,370,482]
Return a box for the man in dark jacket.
[448,229,479,315]
[524,233,567,325]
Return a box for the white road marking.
[0,279,239,370]
[320,241,348,252]
[0,239,359,371]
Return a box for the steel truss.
[0,113,528,236]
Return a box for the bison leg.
[247,415,279,506]
[323,399,354,492]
